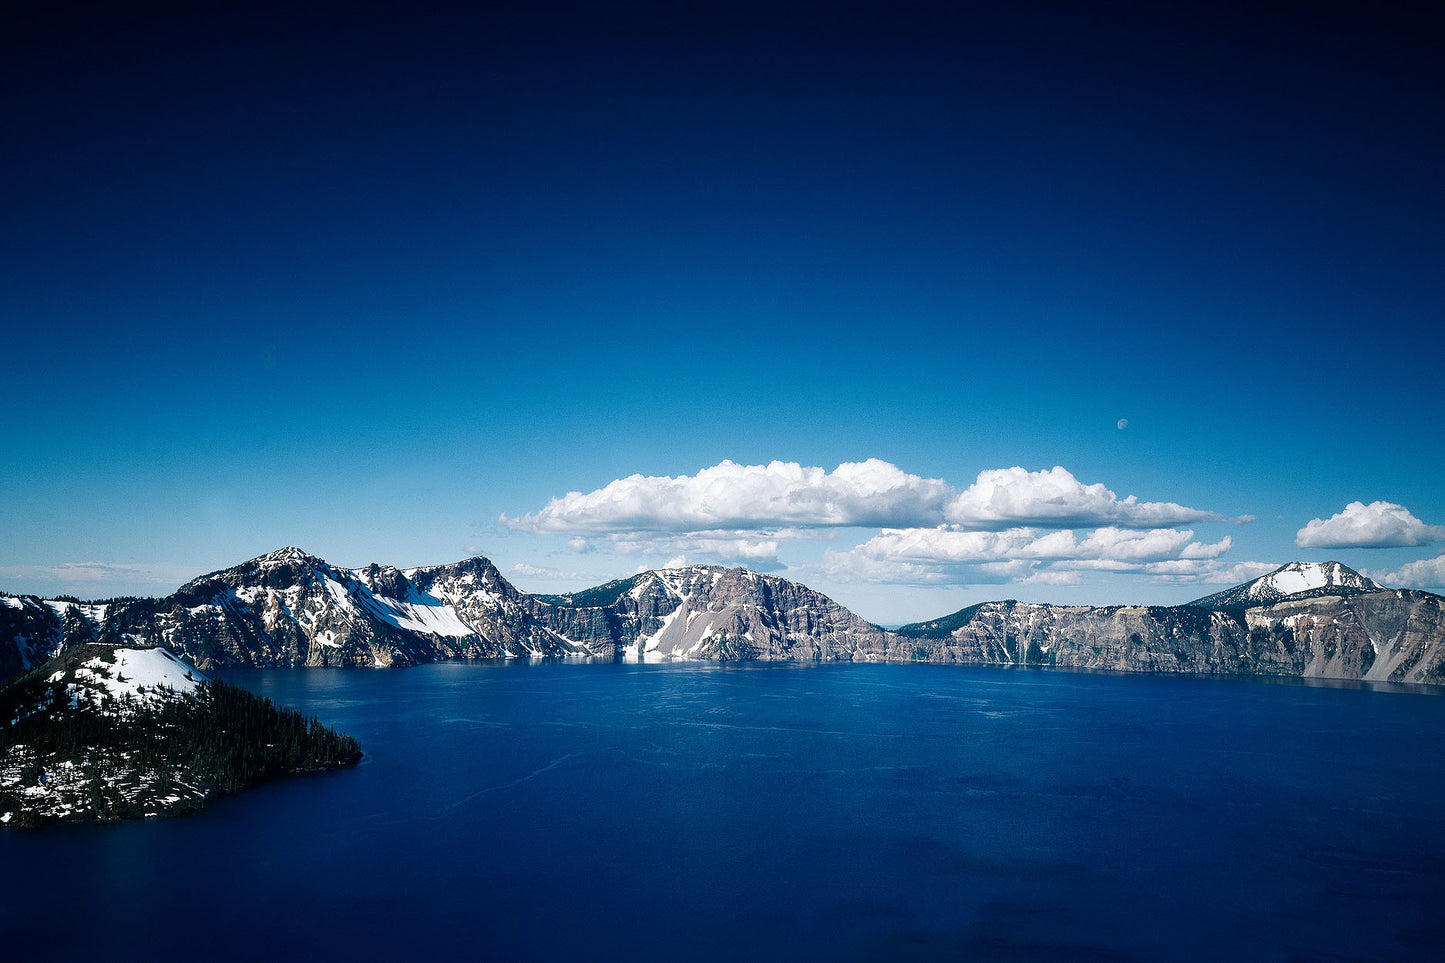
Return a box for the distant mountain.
[0,642,360,827]
[3,549,1443,687]
[895,563,1444,684]
[1188,561,1383,608]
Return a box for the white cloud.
[502,459,950,534]
[816,550,999,586]
[1369,553,1445,589]
[608,532,783,566]
[944,466,1224,530]
[853,525,1229,565]
[1296,501,1445,549]
[1130,559,1280,585]
[503,460,1242,589]
[505,461,1227,540]
[818,525,1239,585]
[1021,570,1083,586]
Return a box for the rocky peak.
[350,563,413,600]
[1189,561,1384,609]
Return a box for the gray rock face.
[2,550,1443,687]
[533,566,893,660]
[889,590,1445,685]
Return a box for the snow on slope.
[42,600,109,624]
[349,587,479,638]
[1190,561,1384,608]
[53,647,207,708]
[1247,561,1381,599]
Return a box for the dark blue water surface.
[4,662,1445,961]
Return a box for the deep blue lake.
[3,662,1444,961]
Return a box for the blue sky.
[2,1,1442,623]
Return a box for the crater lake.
[3,661,1444,961]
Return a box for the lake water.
[3,662,1444,961]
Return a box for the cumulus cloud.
[506,460,1226,538]
[854,525,1230,565]
[503,459,1243,588]
[944,466,1225,530]
[816,551,1024,586]
[502,459,950,534]
[1131,559,1280,585]
[608,532,785,568]
[818,525,1239,585]
[1369,553,1445,589]
[1022,570,1083,586]
[1296,501,1445,549]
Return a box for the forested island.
[0,644,361,828]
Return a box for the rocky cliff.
[890,586,1445,685]
[536,566,893,660]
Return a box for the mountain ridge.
[3,550,1443,686]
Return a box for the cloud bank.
[504,459,1241,585]
[944,466,1225,530]
[818,526,1253,586]
[506,461,1224,535]
[1296,501,1445,549]
[1371,553,1445,589]
[502,459,950,534]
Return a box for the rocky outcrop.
[532,567,893,660]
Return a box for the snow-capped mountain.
[0,548,889,671]
[1188,561,1383,609]
[2,549,1443,686]
[107,546,585,668]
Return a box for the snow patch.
[361,595,477,638]
[72,648,206,705]
[42,601,109,623]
